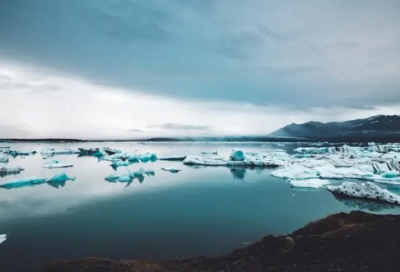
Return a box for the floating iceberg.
[105,174,120,182]
[140,152,157,162]
[161,167,181,173]
[230,149,245,161]
[201,151,218,155]
[6,150,36,156]
[103,147,122,155]
[110,160,130,168]
[127,154,140,162]
[327,181,400,205]
[42,162,73,169]
[0,176,47,189]
[0,155,9,163]
[159,154,187,161]
[272,165,319,179]
[372,160,400,174]
[46,173,76,183]
[289,179,331,189]
[41,148,79,155]
[0,234,6,244]
[78,148,101,156]
[0,166,24,176]
[184,156,227,166]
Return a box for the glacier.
[327,181,400,205]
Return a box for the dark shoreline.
[39,211,400,272]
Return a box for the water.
[1,142,400,272]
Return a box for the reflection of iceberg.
[327,182,400,205]
[332,194,398,212]
[161,167,181,173]
[159,155,186,161]
[0,166,24,177]
[0,234,6,244]
[289,179,330,189]
[230,167,246,180]
[0,176,47,189]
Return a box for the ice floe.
[161,167,181,173]
[0,176,47,189]
[289,179,331,189]
[327,181,400,205]
[42,162,74,169]
[0,234,6,244]
[159,154,187,161]
[41,148,79,156]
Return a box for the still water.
[1,142,399,271]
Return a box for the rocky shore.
[39,211,400,272]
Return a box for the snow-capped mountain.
[270,115,400,141]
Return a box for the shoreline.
[39,210,400,272]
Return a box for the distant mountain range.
[270,115,400,141]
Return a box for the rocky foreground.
[39,211,400,272]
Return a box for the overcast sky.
[0,0,399,139]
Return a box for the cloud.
[0,0,399,110]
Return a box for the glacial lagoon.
[1,141,400,272]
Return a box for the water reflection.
[229,168,247,180]
[333,194,398,212]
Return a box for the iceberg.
[0,166,24,176]
[0,176,47,189]
[381,171,400,179]
[103,147,122,155]
[159,154,187,161]
[0,234,6,244]
[110,160,130,168]
[0,155,9,163]
[78,148,100,156]
[105,174,120,182]
[6,150,36,156]
[271,165,319,180]
[127,154,140,162]
[289,179,331,189]
[117,174,133,183]
[201,151,218,155]
[46,173,76,183]
[42,163,73,169]
[230,149,245,161]
[184,156,227,166]
[327,182,400,205]
[372,160,400,174]
[41,148,79,155]
[161,167,181,173]
[140,152,157,162]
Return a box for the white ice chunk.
[140,152,157,162]
[327,181,400,205]
[290,179,331,189]
[41,148,79,155]
[161,167,181,173]
[184,156,228,166]
[159,154,187,161]
[271,165,319,179]
[42,163,73,169]
[103,147,122,155]
[0,234,6,244]
[201,151,218,155]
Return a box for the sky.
[0,0,399,139]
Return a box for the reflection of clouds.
[333,194,398,212]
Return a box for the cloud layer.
[1,0,400,110]
[0,0,400,137]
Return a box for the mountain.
[270,115,400,141]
